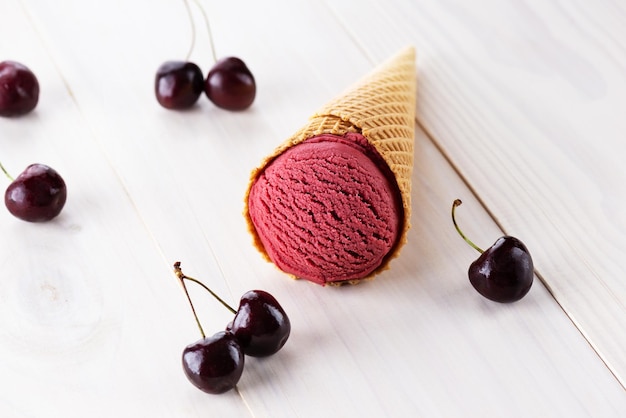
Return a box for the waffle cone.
[245,47,417,281]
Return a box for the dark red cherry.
[5,164,67,222]
[205,57,255,110]
[468,236,533,303]
[155,61,204,109]
[452,199,533,303]
[227,290,291,357]
[0,61,40,117]
[182,331,244,394]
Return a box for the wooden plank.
[4,0,626,416]
[0,1,252,417]
[323,0,626,388]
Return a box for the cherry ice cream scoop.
[247,133,403,285]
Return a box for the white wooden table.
[1,0,625,416]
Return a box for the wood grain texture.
[0,0,624,416]
[325,0,626,388]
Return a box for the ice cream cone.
[245,47,417,283]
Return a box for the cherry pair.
[0,61,67,222]
[155,0,255,112]
[156,58,255,111]
[174,262,290,394]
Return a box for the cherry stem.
[174,262,206,338]
[451,199,484,254]
[173,262,237,337]
[0,161,14,182]
[182,0,218,63]
[182,0,196,61]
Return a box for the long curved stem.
[451,199,484,254]
[174,261,236,321]
[182,0,196,61]
[0,161,14,182]
[184,274,237,314]
[192,0,218,63]
[182,0,218,63]
[174,262,206,338]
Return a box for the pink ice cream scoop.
[247,132,403,285]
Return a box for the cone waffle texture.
[245,46,417,280]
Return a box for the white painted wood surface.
[0,0,625,416]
